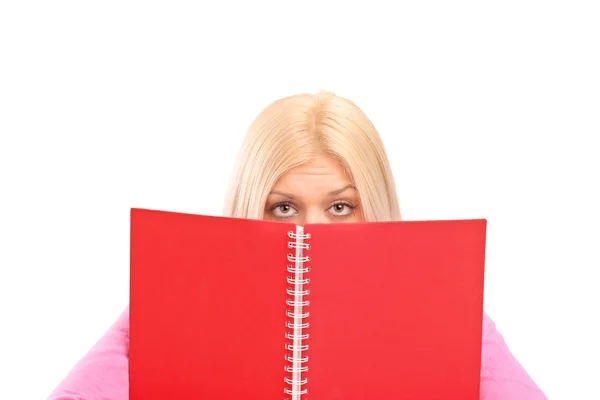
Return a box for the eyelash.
[269,201,356,219]
[328,201,356,218]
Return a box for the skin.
[263,155,365,225]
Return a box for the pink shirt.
[48,306,546,399]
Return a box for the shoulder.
[482,311,495,336]
[480,310,547,399]
[48,305,130,399]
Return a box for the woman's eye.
[272,203,298,218]
[327,202,353,216]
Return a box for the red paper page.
[305,219,486,399]
[130,209,294,399]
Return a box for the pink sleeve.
[48,305,130,400]
[480,312,546,399]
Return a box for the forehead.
[273,156,353,187]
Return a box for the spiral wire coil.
[284,227,311,399]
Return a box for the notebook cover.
[130,208,486,399]
[306,219,486,399]
[130,208,294,399]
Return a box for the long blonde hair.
[223,91,401,222]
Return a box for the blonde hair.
[223,91,401,222]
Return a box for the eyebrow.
[269,184,356,199]
[269,191,295,199]
[328,184,356,196]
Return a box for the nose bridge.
[302,207,328,225]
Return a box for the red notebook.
[130,208,486,399]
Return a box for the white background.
[1,1,598,399]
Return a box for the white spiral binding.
[284,227,311,400]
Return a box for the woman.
[49,91,546,399]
